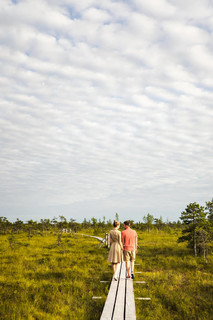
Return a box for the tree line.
[1,198,212,258]
[0,214,181,235]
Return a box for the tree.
[178,202,207,256]
[40,219,51,235]
[82,218,91,229]
[106,219,112,229]
[91,217,97,227]
[91,217,100,235]
[143,213,154,232]
[206,198,213,224]
[13,219,24,233]
[0,217,11,234]
[26,220,38,238]
[195,224,211,260]
[58,216,68,232]
[204,198,213,252]
[51,217,58,235]
[69,218,79,232]
[154,216,164,230]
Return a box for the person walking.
[121,221,137,279]
[107,220,123,281]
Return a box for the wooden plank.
[120,262,127,280]
[100,264,121,320]
[100,262,137,320]
[125,276,136,320]
[112,263,126,319]
[79,234,104,242]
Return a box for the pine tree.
[178,202,206,256]
[206,198,213,224]
[143,213,154,232]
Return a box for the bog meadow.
[0,200,213,320]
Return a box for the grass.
[0,229,212,319]
[0,232,110,320]
[134,230,213,320]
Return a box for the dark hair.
[123,220,130,226]
[113,220,120,227]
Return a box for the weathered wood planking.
[125,277,136,320]
[100,264,121,320]
[79,234,104,242]
[113,263,126,319]
[100,262,136,320]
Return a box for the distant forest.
[1,199,212,258]
[0,214,182,234]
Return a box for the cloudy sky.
[0,0,212,223]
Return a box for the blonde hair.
[113,220,120,228]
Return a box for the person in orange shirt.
[121,221,137,279]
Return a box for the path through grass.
[0,230,212,319]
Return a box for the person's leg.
[130,260,135,279]
[115,262,120,276]
[131,260,134,274]
[124,251,130,278]
[126,261,130,277]
[112,263,119,280]
[130,251,136,279]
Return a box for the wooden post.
[105,233,110,248]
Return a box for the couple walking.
[107,220,137,281]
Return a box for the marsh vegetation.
[0,227,212,319]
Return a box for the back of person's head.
[113,220,120,228]
[123,220,130,226]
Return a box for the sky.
[0,0,213,223]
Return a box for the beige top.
[109,229,122,244]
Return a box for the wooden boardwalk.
[79,233,108,246]
[100,262,136,320]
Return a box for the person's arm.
[121,231,125,250]
[135,233,137,253]
[109,232,112,245]
[118,232,123,250]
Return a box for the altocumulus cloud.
[0,0,212,222]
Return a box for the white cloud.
[0,0,212,222]
[133,0,176,18]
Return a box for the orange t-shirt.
[121,228,137,251]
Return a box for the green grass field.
[0,229,212,319]
[135,230,213,320]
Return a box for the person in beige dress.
[107,220,123,280]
